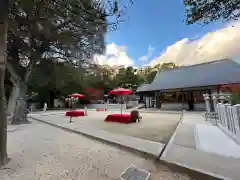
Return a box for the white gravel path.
[0,120,194,180]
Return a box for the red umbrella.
[69,93,85,99]
[108,88,132,114]
[108,88,132,95]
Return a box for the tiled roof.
[137,59,240,92]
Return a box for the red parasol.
[108,88,132,95]
[108,88,132,114]
[69,93,85,99]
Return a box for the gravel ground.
[0,120,194,180]
[31,111,180,144]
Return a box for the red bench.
[96,108,107,111]
[104,114,131,123]
[65,110,85,123]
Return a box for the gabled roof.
[137,59,240,92]
[136,84,151,92]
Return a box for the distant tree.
[114,66,143,91]
[7,0,134,124]
[28,60,86,108]
[153,62,177,70]
[138,62,178,84]
[232,92,240,105]
[146,70,157,84]
[84,64,116,93]
[184,0,240,24]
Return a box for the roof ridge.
[158,59,231,73]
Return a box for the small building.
[136,59,240,111]
[84,88,104,103]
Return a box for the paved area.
[161,113,240,180]
[30,110,180,144]
[0,120,194,180]
[195,124,240,158]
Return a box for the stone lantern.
[203,93,211,114]
[211,93,219,113]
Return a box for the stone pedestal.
[219,92,225,103]
[211,93,219,113]
[219,92,232,104]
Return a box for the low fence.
[160,103,205,111]
[87,104,126,110]
[126,101,139,108]
[216,103,240,143]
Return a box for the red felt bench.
[96,108,107,111]
[104,114,131,123]
[65,110,85,123]
[65,110,85,117]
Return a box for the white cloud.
[150,21,240,66]
[138,55,148,61]
[138,45,155,62]
[93,43,134,67]
[148,45,155,56]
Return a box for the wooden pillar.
[160,92,163,108]
[181,89,184,110]
[209,88,214,111]
[156,91,160,109]
[217,86,220,94]
[148,93,151,108]
[144,94,147,109]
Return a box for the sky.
[93,1,240,68]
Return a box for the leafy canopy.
[184,0,240,24]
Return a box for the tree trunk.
[7,83,20,121]
[11,82,28,124]
[0,22,8,166]
[11,52,37,124]
[6,63,29,124]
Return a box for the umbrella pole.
[121,103,122,114]
[121,95,123,114]
[120,95,121,114]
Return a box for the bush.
[232,92,240,105]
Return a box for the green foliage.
[113,66,143,91]
[232,92,240,105]
[137,62,177,84]
[146,70,157,84]
[184,0,240,25]
[26,61,178,103]
[28,60,86,104]
[83,64,116,93]
[8,0,108,70]
[6,0,134,111]
[7,0,134,85]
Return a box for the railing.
[87,103,126,110]
[216,103,240,143]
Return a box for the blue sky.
[93,1,240,67]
